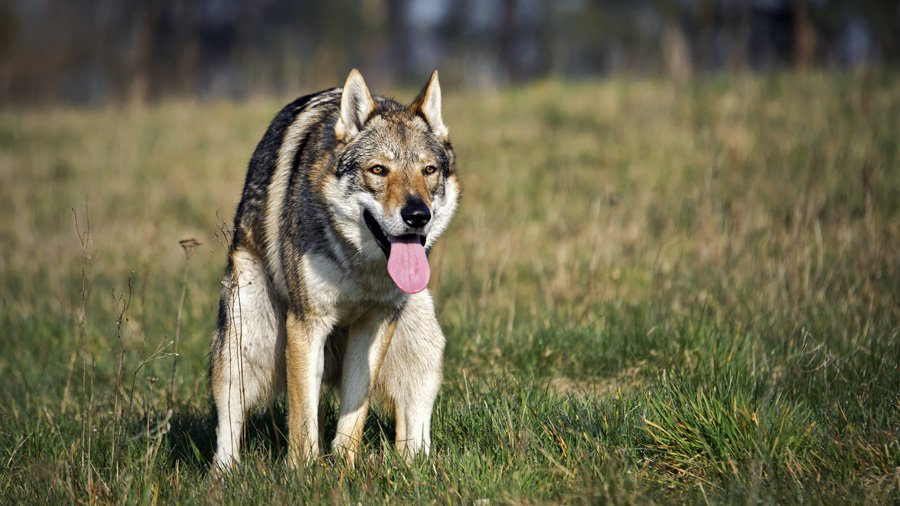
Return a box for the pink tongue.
[387,236,430,294]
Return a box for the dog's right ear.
[335,69,376,142]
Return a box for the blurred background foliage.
[0,0,897,105]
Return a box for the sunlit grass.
[0,71,897,502]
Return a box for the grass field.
[0,72,897,503]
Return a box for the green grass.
[1,71,898,503]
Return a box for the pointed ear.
[335,69,376,142]
[409,70,449,141]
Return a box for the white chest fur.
[299,252,404,321]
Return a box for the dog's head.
[329,69,459,294]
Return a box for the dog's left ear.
[336,69,376,142]
[409,70,449,142]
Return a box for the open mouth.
[363,209,426,258]
[363,209,431,294]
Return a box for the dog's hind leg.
[378,292,445,459]
[211,249,285,469]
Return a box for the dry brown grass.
[0,72,896,503]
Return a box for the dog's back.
[228,90,340,288]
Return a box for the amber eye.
[423,165,438,176]
[369,165,387,176]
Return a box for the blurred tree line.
[0,0,896,104]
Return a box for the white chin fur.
[425,178,458,249]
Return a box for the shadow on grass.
[162,397,397,472]
[163,405,287,471]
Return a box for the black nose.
[401,198,431,228]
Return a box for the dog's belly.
[320,326,348,387]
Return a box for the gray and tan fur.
[210,69,459,469]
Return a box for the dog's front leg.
[285,311,333,467]
[382,292,444,460]
[332,315,398,466]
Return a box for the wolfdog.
[210,69,458,469]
